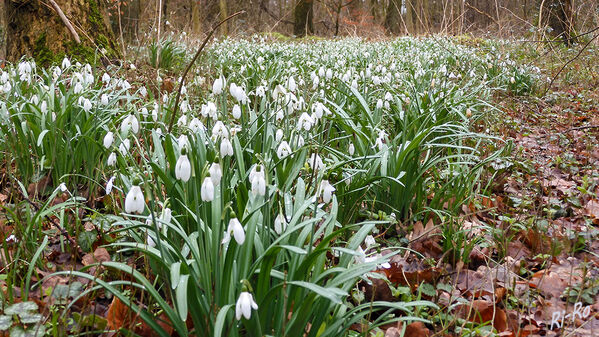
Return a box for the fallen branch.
[167,11,245,133]
[48,0,81,43]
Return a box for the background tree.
[384,0,403,34]
[4,0,120,64]
[294,0,314,36]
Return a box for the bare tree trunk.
[384,0,403,34]
[220,0,229,35]
[5,0,120,65]
[294,0,314,37]
[191,0,202,35]
[548,0,576,45]
[0,0,6,61]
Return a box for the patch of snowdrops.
[0,36,539,336]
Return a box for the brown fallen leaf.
[106,297,173,336]
[459,300,508,332]
[404,321,430,337]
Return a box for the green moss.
[33,33,55,67]
[88,0,103,31]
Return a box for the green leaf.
[175,274,189,321]
[287,281,346,304]
[419,283,436,297]
[214,304,233,337]
[77,231,97,253]
[0,315,12,331]
[4,302,37,316]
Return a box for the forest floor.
[375,43,599,337]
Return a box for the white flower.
[222,218,245,245]
[40,101,47,114]
[320,180,335,203]
[376,99,383,110]
[212,121,229,139]
[103,131,114,148]
[177,114,188,127]
[177,135,189,150]
[189,118,205,133]
[287,76,297,92]
[297,113,314,131]
[232,104,241,119]
[365,235,376,248]
[277,141,292,159]
[274,213,287,234]
[58,183,67,193]
[82,98,92,112]
[348,143,355,156]
[74,82,83,94]
[147,234,156,248]
[107,152,117,166]
[296,135,305,148]
[308,153,324,171]
[121,115,139,134]
[313,102,325,119]
[61,57,71,69]
[139,86,147,97]
[220,138,234,157]
[175,154,192,182]
[235,292,258,320]
[130,63,137,70]
[102,72,111,84]
[230,83,247,103]
[275,129,284,143]
[160,207,172,226]
[209,162,222,186]
[212,76,225,94]
[106,176,116,195]
[125,185,145,214]
[249,165,266,196]
[201,177,214,202]
[101,94,109,106]
[255,86,266,98]
[119,139,130,155]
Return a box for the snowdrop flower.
[107,152,117,166]
[274,213,287,234]
[212,76,225,94]
[320,180,335,203]
[232,104,241,119]
[121,114,139,134]
[129,63,137,70]
[103,131,114,148]
[177,114,188,127]
[277,141,292,159]
[5,234,17,243]
[1,71,9,83]
[125,185,145,214]
[348,143,355,156]
[119,139,130,155]
[312,75,320,89]
[249,165,266,196]
[61,57,71,69]
[121,80,131,91]
[255,86,266,98]
[229,83,247,103]
[2,82,11,94]
[74,82,83,94]
[287,76,297,92]
[105,176,116,195]
[201,177,214,202]
[102,72,111,84]
[212,121,229,139]
[326,68,333,79]
[160,207,172,227]
[220,138,234,157]
[235,292,258,320]
[308,153,324,171]
[209,162,222,186]
[180,85,187,96]
[58,183,68,193]
[296,135,305,148]
[275,129,284,143]
[373,137,384,151]
[82,96,94,111]
[297,113,314,131]
[139,86,147,97]
[147,234,156,248]
[365,235,376,248]
[189,119,204,133]
[222,217,245,245]
[40,101,47,114]
[101,94,109,106]
[175,153,192,182]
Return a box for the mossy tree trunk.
[5,0,120,65]
[294,0,314,37]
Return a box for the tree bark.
[384,0,403,34]
[294,0,314,37]
[547,0,576,45]
[4,0,120,65]
[219,0,229,35]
